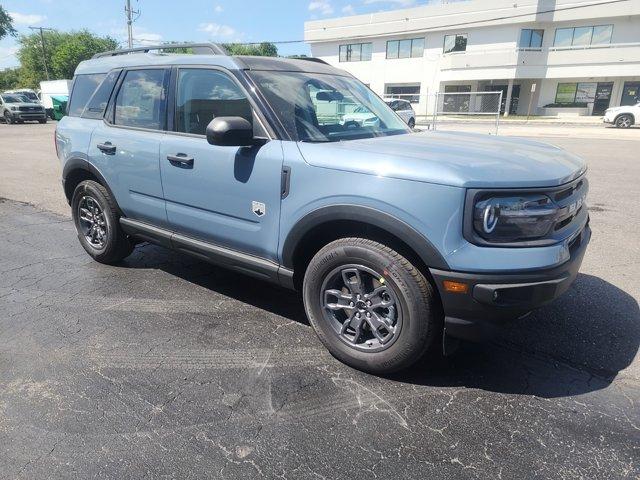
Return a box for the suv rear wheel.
[303,238,440,374]
[71,180,134,264]
[408,117,416,129]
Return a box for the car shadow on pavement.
[123,246,639,399]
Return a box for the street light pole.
[28,26,54,81]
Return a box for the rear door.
[159,67,283,261]
[88,68,170,227]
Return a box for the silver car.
[0,94,47,124]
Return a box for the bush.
[543,102,588,108]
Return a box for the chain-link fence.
[382,91,503,135]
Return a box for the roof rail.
[289,56,330,65]
[92,42,228,59]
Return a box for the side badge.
[252,201,266,217]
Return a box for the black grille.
[550,177,588,235]
[18,106,42,112]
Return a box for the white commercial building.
[304,0,640,117]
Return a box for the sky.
[0,0,430,70]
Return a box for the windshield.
[249,71,410,142]
[1,94,22,103]
[16,91,38,101]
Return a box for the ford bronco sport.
[56,43,590,374]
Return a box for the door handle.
[167,153,194,168]
[97,142,116,155]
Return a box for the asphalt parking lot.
[1,123,639,479]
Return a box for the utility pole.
[29,26,54,81]
[125,0,140,48]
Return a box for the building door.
[592,82,613,115]
[621,82,640,106]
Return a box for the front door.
[159,67,283,261]
[621,82,640,106]
[89,68,170,227]
[592,82,613,115]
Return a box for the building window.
[553,25,613,47]
[386,38,425,59]
[339,43,372,62]
[443,34,467,54]
[385,84,421,103]
[519,29,544,48]
[554,82,598,105]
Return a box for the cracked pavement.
[0,124,639,478]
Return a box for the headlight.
[472,194,559,242]
[9,106,18,111]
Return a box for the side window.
[114,69,167,130]
[82,70,121,119]
[176,68,252,135]
[68,74,106,117]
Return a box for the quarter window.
[339,43,372,62]
[114,69,167,130]
[554,25,613,47]
[176,69,252,135]
[519,29,544,48]
[68,74,106,117]
[443,34,467,54]
[82,70,121,119]
[386,38,424,59]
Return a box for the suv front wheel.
[303,238,441,374]
[71,180,134,264]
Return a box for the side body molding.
[281,204,450,271]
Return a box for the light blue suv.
[56,43,590,374]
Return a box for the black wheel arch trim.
[281,204,450,271]
[62,158,123,215]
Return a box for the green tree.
[223,42,278,57]
[16,30,118,88]
[0,6,17,40]
[0,68,20,90]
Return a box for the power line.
[237,0,630,45]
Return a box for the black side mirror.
[206,117,262,147]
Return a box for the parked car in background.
[603,102,639,128]
[0,93,47,124]
[385,99,416,128]
[4,88,40,104]
[40,80,72,119]
[56,43,591,375]
[341,105,381,128]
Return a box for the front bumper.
[430,222,591,342]
[15,112,47,121]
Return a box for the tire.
[408,118,416,129]
[303,238,441,374]
[71,180,134,264]
[4,111,14,124]
[615,114,633,129]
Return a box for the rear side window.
[114,69,168,130]
[176,68,252,135]
[82,70,121,120]
[68,74,106,117]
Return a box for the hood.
[10,102,43,108]
[296,130,586,188]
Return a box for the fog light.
[443,281,469,294]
